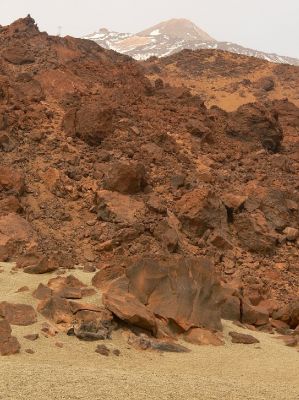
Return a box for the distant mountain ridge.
[83,18,299,66]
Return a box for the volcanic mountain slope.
[144,49,299,111]
[83,18,299,66]
[0,15,298,312]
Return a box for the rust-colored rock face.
[0,15,298,314]
[103,257,224,334]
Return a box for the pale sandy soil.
[0,262,298,400]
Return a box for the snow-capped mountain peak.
[83,19,299,66]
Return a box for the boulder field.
[0,16,298,353]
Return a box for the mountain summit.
[83,18,299,65]
[137,18,215,42]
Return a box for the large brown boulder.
[0,302,37,326]
[63,104,115,146]
[103,162,147,194]
[103,256,224,335]
[175,188,227,237]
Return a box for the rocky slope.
[83,18,299,65]
[0,17,298,353]
[143,49,299,111]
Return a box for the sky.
[1,0,298,58]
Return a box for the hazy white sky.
[1,0,298,58]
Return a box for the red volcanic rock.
[103,257,224,335]
[58,287,82,299]
[175,189,227,236]
[127,333,191,353]
[32,283,53,300]
[47,275,86,293]
[242,303,269,326]
[276,335,298,347]
[38,296,73,324]
[92,265,125,289]
[16,252,42,269]
[0,15,298,315]
[254,76,275,92]
[0,196,22,216]
[0,336,21,356]
[104,290,157,333]
[95,190,146,225]
[0,214,36,261]
[246,187,299,232]
[225,102,283,152]
[270,319,290,332]
[221,295,241,322]
[2,46,35,65]
[0,167,25,195]
[283,227,299,241]
[24,257,58,274]
[16,286,29,293]
[229,331,260,344]
[272,300,299,329]
[95,344,110,356]
[234,212,277,254]
[0,214,33,240]
[24,333,39,341]
[0,302,37,326]
[38,293,115,337]
[74,319,115,341]
[0,320,21,356]
[184,328,224,346]
[103,162,147,194]
[0,319,11,341]
[41,322,58,337]
[221,193,247,211]
[63,104,115,146]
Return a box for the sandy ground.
[0,262,298,400]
